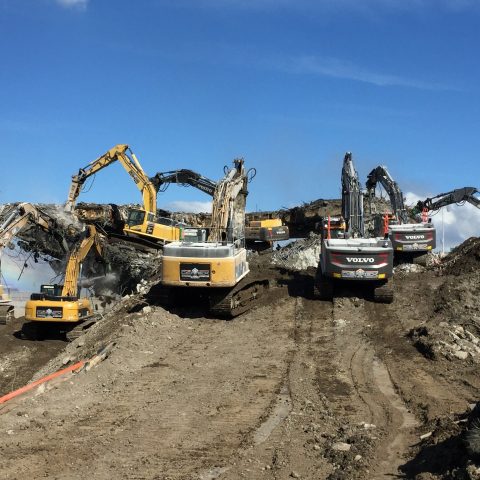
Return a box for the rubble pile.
[272,232,321,271]
[409,323,480,362]
[393,263,426,275]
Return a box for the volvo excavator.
[151,168,289,250]
[315,153,394,303]
[23,224,105,341]
[366,165,435,265]
[413,187,480,214]
[159,159,270,317]
[0,203,68,324]
[65,144,185,247]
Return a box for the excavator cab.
[39,284,65,297]
[320,216,347,240]
[124,208,184,243]
[125,209,147,228]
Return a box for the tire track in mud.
[330,297,419,479]
[218,294,421,479]
[0,297,298,480]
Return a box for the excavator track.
[373,283,394,304]
[65,316,101,342]
[0,305,14,325]
[209,278,270,318]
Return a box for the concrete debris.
[393,263,426,274]
[272,233,321,271]
[410,323,480,362]
[332,442,352,452]
[136,280,150,295]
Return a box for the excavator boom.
[0,203,68,324]
[65,144,156,214]
[416,187,480,212]
[66,145,184,246]
[61,225,104,297]
[342,152,364,237]
[151,165,288,247]
[366,165,408,224]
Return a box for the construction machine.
[0,203,68,324]
[24,224,105,341]
[159,159,270,317]
[65,144,185,247]
[413,187,480,214]
[150,169,289,251]
[366,165,436,265]
[315,153,394,303]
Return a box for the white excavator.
[315,153,394,303]
[366,165,435,265]
[159,159,270,317]
[0,203,69,323]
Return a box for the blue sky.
[1,0,479,211]
[1,0,480,290]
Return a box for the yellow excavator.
[160,159,269,317]
[0,203,68,324]
[23,224,105,341]
[65,144,184,247]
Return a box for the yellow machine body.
[162,242,249,288]
[25,296,93,323]
[24,225,103,325]
[248,218,282,228]
[124,210,183,243]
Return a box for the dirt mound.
[442,237,480,276]
[434,271,480,322]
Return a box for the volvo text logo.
[405,235,425,240]
[346,257,375,263]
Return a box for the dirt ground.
[1,244,480,479]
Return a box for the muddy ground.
[1,245,480,479]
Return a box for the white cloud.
[277,55,451,90]
[55,0,88,10]
[162,200,212,213]
[405,191,480,252]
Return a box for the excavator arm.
[0,203,68,254]
[150,169,217,197]
[414,187,480,213]
[0,203,68,323]
[341,152,364,237]
[61,225,104,298]
[65,144,157,215]
[366,165,408,224]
